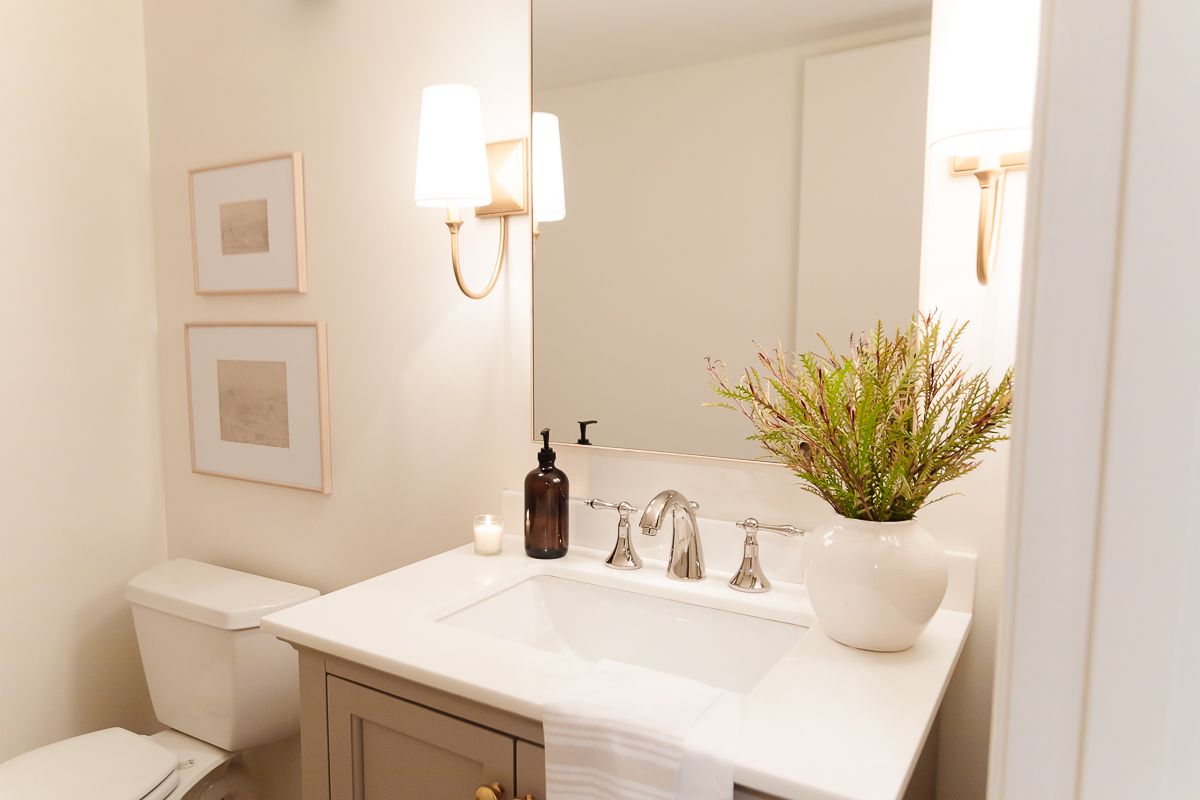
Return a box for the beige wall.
[0,0,164,762]
[141,1,532,795]
[139,2,1023,798]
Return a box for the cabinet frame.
[326,675,515,800]
[296,648,544,800]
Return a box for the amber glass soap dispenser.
[525,428,569,558]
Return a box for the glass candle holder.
[473,514,504,556]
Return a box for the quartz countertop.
[262,536,971,800]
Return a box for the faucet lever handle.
[730,518,805,594]
[735,518,803,539]
[586,498,639,517]
[587,499,642,571]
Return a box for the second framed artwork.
[189,153,307,294]
[185,322,331,493]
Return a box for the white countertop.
[263,536,971,800]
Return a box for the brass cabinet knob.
[475,784,505,800]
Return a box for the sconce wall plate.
[951,150,1029,285]
[444,138,529,299]
[476,139,528,218]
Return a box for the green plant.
[706,313,1013,522]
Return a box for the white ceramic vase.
[802,515,948,652]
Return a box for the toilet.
[0,559,318,800]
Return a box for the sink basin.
[440,575,806,692]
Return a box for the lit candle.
[473,514,504,556]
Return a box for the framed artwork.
[188,153,307,294]
[185,322,331,493]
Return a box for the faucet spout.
[639,490,705,581]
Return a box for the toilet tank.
[125,559,319,752]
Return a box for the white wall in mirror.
[535,0,930,88]
[534,16,931,459]
[795,37,929,354]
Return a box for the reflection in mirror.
[533,1,932,460]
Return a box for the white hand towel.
[542,659,741,800]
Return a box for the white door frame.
[991,0,1200,796]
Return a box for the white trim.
[988,0,1138,796]
[1074,0,1200,793]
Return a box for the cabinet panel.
[515,741,546,799]
[327,676,514,800]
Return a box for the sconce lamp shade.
[532,112,566,223]
[931,127,1031,162]
[414,84,492,209]
[925,0,1039,151]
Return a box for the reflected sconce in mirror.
[531,111,566,241]
[414,84,528,299]
[928,0,1039,287]
[946,129,1030,285]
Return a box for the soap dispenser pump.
[525,428,569,559]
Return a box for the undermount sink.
[439,575,806,692]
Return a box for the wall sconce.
[944,129,1031,284]
[414,84,528,300]
[531,111,566,241]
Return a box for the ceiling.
[534,0,931,89]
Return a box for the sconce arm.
[973,169,1004,285]
[951,151,1029,285]
[445,208,508,300]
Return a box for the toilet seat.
[141,770,182,800]
[0,727,180,800]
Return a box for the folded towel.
[542,659,741,800]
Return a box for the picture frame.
[188,153,307,294]
[184,322,331,493]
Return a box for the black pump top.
[538,428,557,468]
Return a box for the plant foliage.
[706,313,1013,522]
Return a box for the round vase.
[802,515,948,652]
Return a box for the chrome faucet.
[639,490,704,581]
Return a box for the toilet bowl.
[0,559,318,800]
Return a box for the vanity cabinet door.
[326,676,515,800]
[515,741,546,799]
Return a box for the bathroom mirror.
[533,0,933,460]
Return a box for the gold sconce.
[414,84,528,300]
[950,149,1029,284]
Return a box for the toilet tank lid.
[126,559,319,630]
